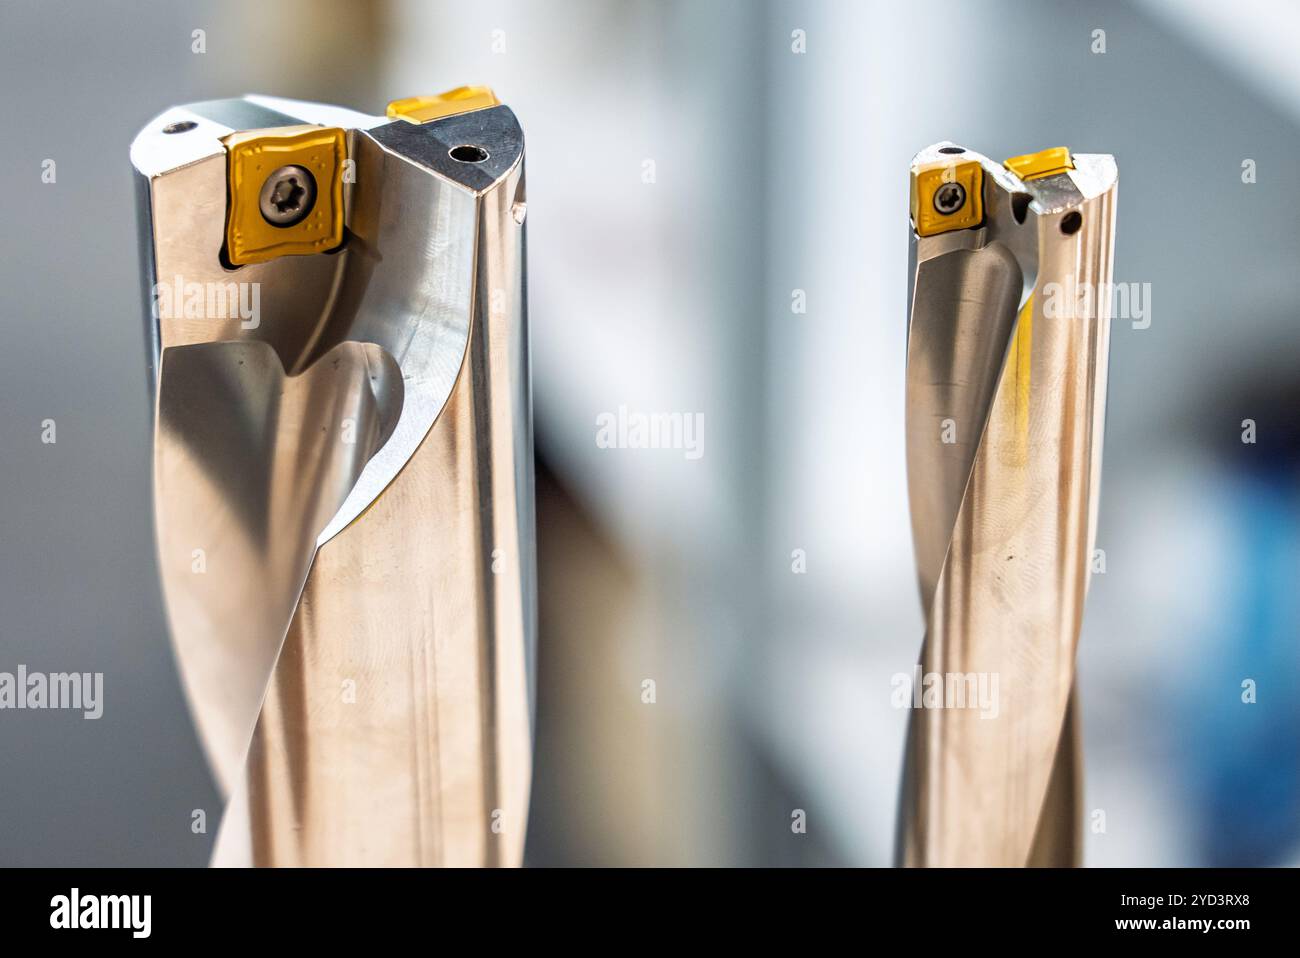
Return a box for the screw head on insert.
[933,181,966,216]
[258,165,317,227]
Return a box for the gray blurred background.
[0,0,1297,866]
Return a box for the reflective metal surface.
[899,144,1117,867]
[132,95,533,866]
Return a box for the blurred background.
[0,0,1297,866]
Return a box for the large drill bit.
[131,88,534,866]
[898,144,1117,867]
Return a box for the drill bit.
[131,89,534,866]
[899,143,1117,867]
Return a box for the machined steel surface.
[900,144,1117,867]
[132,95,534,866]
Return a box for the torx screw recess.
[258,165,317,227]
[933,182,966,216]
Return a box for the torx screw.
[933,182,966,216]
[258,165,317,227]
